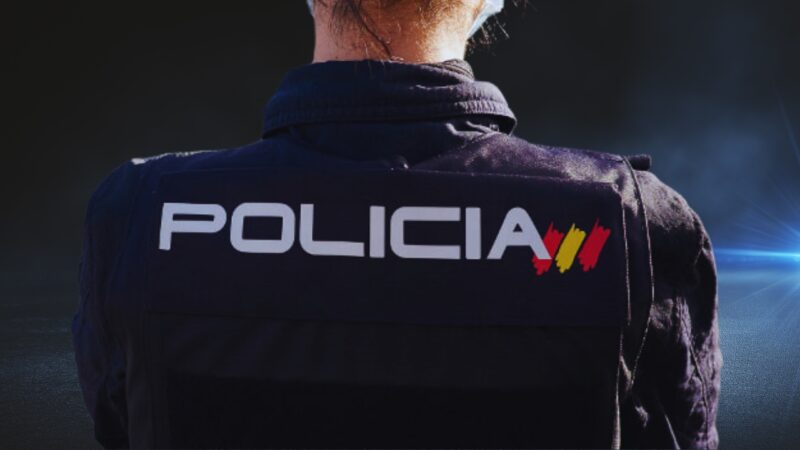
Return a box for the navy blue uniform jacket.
[72,60,721,449]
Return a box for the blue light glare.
[715,248,800,263]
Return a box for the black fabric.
[72,59,720,449]
[147,170,629,326]
[164,376,604,449]
[262,60,516,135]
[141,168,630,448]
[150,315,619,448]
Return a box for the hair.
[318,0,452,29]
[314,0,522,57]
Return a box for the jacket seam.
[679,289,712,442]
[264,100,515,130]
[623,159,656,389]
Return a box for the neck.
[311,7,472,63]
[313,31,467,64]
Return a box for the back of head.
[309,0,492,62]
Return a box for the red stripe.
[577,219,611,271]
[532,223,565,276]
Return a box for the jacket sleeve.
[664,212,722,449]
[635,170,723,449]
[72,162,139,449]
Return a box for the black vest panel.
[140,168,633,448]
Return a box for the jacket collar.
[263,59,516,136]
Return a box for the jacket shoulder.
[487,136,704,255]
[489,135,627,170]
[420,133,627,180]
[85,137,302,230]
[635,169,707,285]
[85,160,143,232]
[438,133,707,284]
[85,149,230,233]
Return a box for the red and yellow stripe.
[531,220,611,276]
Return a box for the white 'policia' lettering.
[158,203,552,261]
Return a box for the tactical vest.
[125,134,653,448]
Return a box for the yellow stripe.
[555,224,586,273]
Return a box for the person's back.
[72,1,721,448]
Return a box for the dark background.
[2,1,800,448]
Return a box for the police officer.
[72,1,721,448]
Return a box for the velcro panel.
[146,168,629,327]
[142,168,627,448]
